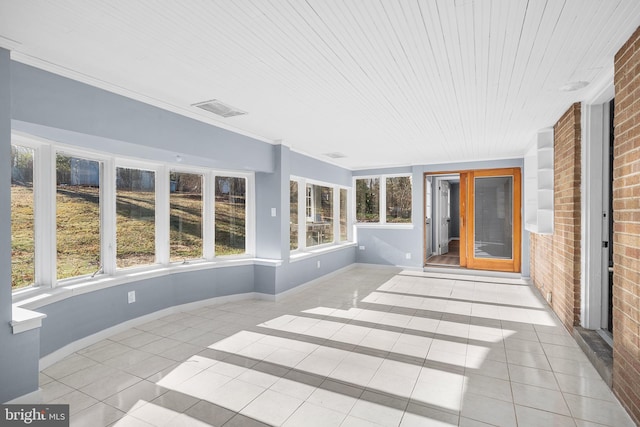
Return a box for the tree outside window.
[386,176,412,223]
[355,178,380,222]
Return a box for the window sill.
[290,242,356,263]
[355,223,414,229]
[12,257,283,311]
[11,306,47,334]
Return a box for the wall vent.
[192,99,247,118]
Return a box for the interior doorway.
[605,99,615,335]
[424,174,460,267]
[424,168,521,273]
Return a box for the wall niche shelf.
[524,129,554,234]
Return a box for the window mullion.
[336,186,341,243]
[34,144,56,288]
[298,179,306,251]
[380,177,387,224]
[203,172,215,260]
[102,158,116,275]
[245,174,256,256]
[155,165,169,265]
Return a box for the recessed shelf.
[525,129,554,234]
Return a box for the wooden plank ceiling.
[1,0,639,169]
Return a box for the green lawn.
[11,185,247,289]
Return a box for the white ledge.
[11,306,47,334]
[355,223,414,230]
[290,242,356,262]
[13,257,283,311]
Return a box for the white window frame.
[10,131,256,292]
[212,172,255,259]
[290,176,351,253]
[354,174,413,227]
[115,159,164,268]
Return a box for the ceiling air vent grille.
[192,99,247,118]
[324,152,346,159]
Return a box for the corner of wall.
[529,103,582,333]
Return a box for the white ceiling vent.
[192,99,247,118]
[324,152,347,159]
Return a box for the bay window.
[10,133,255,292]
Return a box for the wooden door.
[466,168,521,272]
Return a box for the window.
[340,188,348,241]
[11,144,35,289]
[116,167,156,268]
[11,133,255,292]
[356,175,412,225]
[355,178,380,222]
[56,154,101,279]
[306,184,333,247]
[290,177,350,251]
[386,176,412,223]
[290,181,299,250]
[170,172,203,262]
[215,176,246,256]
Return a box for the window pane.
[116,167,156,268]
[11,145,35,289]
[386,176,412,223]
[355,178,379,222]
[306,184,333,247]
[170,172,203,262]
[340,188,348,241]
[474,176,513,259]
[290,181,298,250]
[215,176,246,255]
[57,154,101,279]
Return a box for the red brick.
[612,24,640,426]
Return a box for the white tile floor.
[40,266,636,427]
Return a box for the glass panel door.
[474,176,513,259]
[467,168,521,272]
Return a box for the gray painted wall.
[277,248,356,295]
[11,62,274,173]
[1,50,41,403]
[291,151,352,186]
[355,167,425,269]
[37,266,255,356]
[256,145,286,260]
[355,159,530,277]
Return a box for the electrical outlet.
[271,208,277,217]
[317,260,321,269]
[359,246,365,250]
[405,253,412,259]
[128,291,136,304]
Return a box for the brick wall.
[530,103,582,332]
[612,25,640,425]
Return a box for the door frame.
[424,168,522,273]
[466,168,522,273]
[424,172,462,264]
